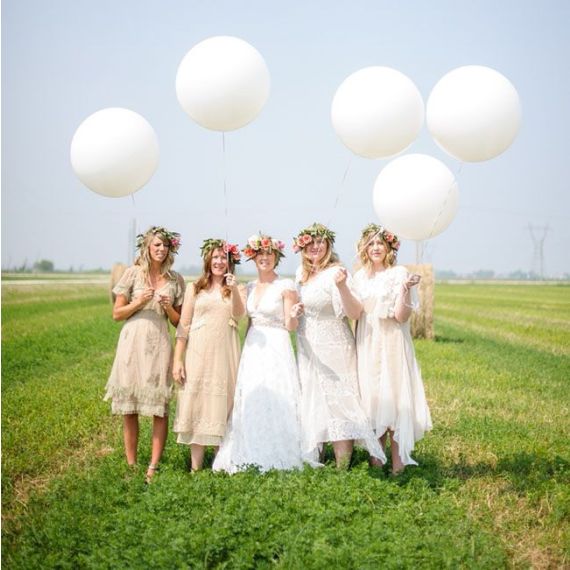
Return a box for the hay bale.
[109,263,127,304]
[405,263,434,340]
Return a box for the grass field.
[2,281,569,568]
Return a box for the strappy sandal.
[145,463,159,484]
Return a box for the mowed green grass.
[2,281,569,568]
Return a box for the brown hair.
[193,247,236,299]
[357,229,397,275]
[299,238,339,284]
[134,231,176,283]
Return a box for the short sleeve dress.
[104,265,186,417]
[354,265,432,465]
[295,266,385,463]
[173,285,242,446]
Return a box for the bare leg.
[145,415,168,481]
[123,414,139,465]
[333,440,353,469]
[389,431,405,474]
[190,444,206,471]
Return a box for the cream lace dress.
[354,265,432,465]
[172,285,242,446]
[104,266,185,417]
[295,266,385,463]
[213,278,308,473]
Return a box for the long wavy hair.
[134,231,176,283]
[299,238,339,284]
[193,247,236,299]
[357,228,397,275]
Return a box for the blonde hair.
[194,247,236,299]
[299,239,339,283]
[357,229,397,275]
[134,231,176,282]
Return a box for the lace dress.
[354,265,432,465]
[173,286,242,446]
[104,266,185,417]
[296,266,385,463]
[213,278,307,473]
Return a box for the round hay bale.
[404,263,434,340]
[109,263,127,304]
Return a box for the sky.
[2,0,570,277]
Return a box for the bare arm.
[112,288,154,321]
[172,287,195,384]
[282,289,300,332]
[335,267,362,321]
[225,276,245,319]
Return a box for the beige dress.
[173,285,242,446]
[104,266,185,417]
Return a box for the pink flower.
[277,240,285,250]
[302,234,312,245]
[292,244,301,253]
[261,238,271,248]
[385,233,394,242]
[222,243,230,254]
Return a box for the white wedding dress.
[213,278,307,473]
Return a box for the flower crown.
[242,234,286,261]
[200,238,241,264]
[360,223,400,251]
[292,223,336,253]
[136,226,181,254]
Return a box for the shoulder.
[390,265,408,278]
[294,266,303,283]
[277,277,295,290]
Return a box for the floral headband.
[360,223,400,251]
[136,226,181,254]
[292,223,336,254]
[242,234,286,261]
[200,238,241,264]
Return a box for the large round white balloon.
[427,65,521,162]
[70,108,159,198]
[176,36,270,132]
[331,66,424,159]
[373,154,459,240]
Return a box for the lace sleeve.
[175,285,196,339]
[392,267,420,315]
[112,266,137,302]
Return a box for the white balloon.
[70,108,159,198]
[176,36,270,132]
[427,65,521,162]
[373,154,459,240]
[331,66,424,159]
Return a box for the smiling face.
[210,247,228,277]
[366,237,388,268]
[254,250,276,274]
[304,237,328,265]
[148,235,170,265]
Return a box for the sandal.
[145,463,159,484]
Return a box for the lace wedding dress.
[295,266,385,463]
[213,278,307,473]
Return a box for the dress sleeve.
[280,278,296,293]
[330,267,360,318]
[390,266,420,317]
[175,284,196,339]
[112,266,137,302]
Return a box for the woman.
[354,223,432,473]
[214,234,308,473]
[172,238,245,471]
[105,226,185,483]
[293,223,385,468]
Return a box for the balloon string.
[327,156,353,226]
[426,161,463,241]
[222,132,230,266]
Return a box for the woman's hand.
[172,360,186,385]
[290,302,304,319]
[334,267,348,288]
[402,274,421,292]
[158,294,173,310]
[136,287,155,307]
[224,273,238,289]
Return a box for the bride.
[213,234,308,473]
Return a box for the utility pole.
[528,224,549,279]
[128,218,137,265]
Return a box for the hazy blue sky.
[2,0,569,276]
